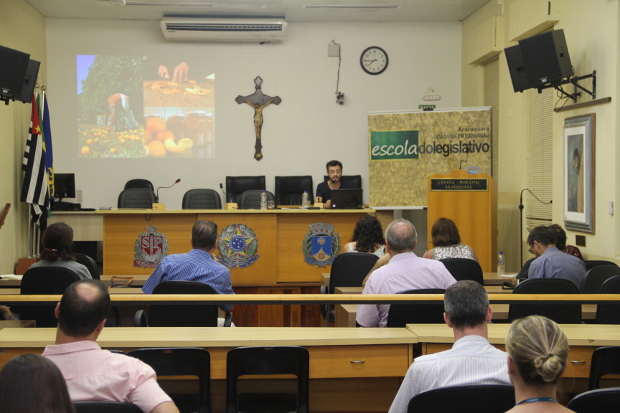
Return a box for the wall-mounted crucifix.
[235,76,281,161]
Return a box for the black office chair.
[386,289,446,327]
[568,388,620,413]
[516,257,535,281]
[320,252,379,323]
[596,275,620,324]
[74,401,142,413]
[134,281,232,327]
[226,346,309,413]
[75,253,100,280]
[128,348,211,413]
[118,188,156,209]
[508,278,582,324]
[407,384,515,413]
[440,258,484,284]
[226,176,266,204]
[581,265,620,294]
[275,176,313,205]
[182,189,222,209]
[19,267,81,327]
[323,175,362,188]
[238,190,275,210]
[584,260,619,271]
[588,346,620,390]
[124,179,154,192]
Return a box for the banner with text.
[368,108,492,206]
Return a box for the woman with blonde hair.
[505,315,574,412]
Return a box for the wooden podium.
[427,169,497,272]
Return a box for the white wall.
[45,19,462,209]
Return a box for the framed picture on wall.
[563,113,595,233]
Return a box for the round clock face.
[360,46,388,75]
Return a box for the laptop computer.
[330,188,363,209]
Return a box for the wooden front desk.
[97,209,372,283]
[0,327,416,412]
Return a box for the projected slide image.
[77,55,215,158]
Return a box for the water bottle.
[260,191,267,210]
[498,251,505,276]
[302,191,309,209]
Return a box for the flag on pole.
[40,91,54,201]
[21,93,49,229]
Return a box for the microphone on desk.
[220,183,233,203]
[156,179,181,202]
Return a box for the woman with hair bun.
[29,222,91,279]
[505,315,574,412]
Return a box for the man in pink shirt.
[43,279,179,413]
[356,219,457,327]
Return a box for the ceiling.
[24,0,491,22]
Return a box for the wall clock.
[360,46,388,75]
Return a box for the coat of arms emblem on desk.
[217,223,260,269]
[302,222,340,267]
[133,223,169,268]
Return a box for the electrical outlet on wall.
[76,189,83,204]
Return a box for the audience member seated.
[29,223,91,280]
[388,280,510,413]
[0,353,76,413]
[43,280,179,413]
[356,219,456,327]
[527,225,586,289]
[343,215,386,258]
[315,160,354,208]
[549,223,584,260]
[505,315,573,413]
[142,220,234,325]
[423,217,479,263]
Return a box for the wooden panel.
[257,287,301,327]
[276,212,369,283]
[564,346,594,378]
[309,345,409,378]
[427,170,497,272]
[49,212,103,241]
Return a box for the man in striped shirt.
[388,280,511,413]
[142,220,234,320]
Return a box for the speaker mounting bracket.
[537,70,596,102]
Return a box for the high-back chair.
[226,346,309,413]
[275,176,313,205]
[407,384,515,413]
[323,175,362,188]
[225,176,265,204]
[118,188,156,209]
[182,189,222,209]
[19,267,81,327]
[124,179,154,192]
[584,260,619,271]
[596,275,620,324]
[508,278,582,323]
[238,190,275,210]
[581,265,620,294]
[320,252,379,323]
[128,348,211,413]
[439,258,483,284]
[134,281,232,327]
[588,346,620,390]
[74,253,100,280]
[386,289,446,327]
[568,388,620,413]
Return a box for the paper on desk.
[0,274,23,280]
[499,273,518,278]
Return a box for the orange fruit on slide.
[144,130,153,144]
[110,148,117,154]
[146,116,166,133]
[157,130,174,142]
[147,140,166,157]
[80,146,90,155]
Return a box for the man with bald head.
[356,218,457,327]
[43,280,179,413]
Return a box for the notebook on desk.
[330,188,363,209]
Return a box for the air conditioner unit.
[160,18,288,43]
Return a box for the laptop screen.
[330,188,363,209]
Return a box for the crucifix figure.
[236,77,281,161]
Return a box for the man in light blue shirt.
[527,225,586,289]
[143,220,234,313]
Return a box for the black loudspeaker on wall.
[0,45,30,99]
[505,29,573,93]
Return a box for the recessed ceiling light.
[301,4,401,10]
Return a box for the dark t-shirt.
[316,180,354,203]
